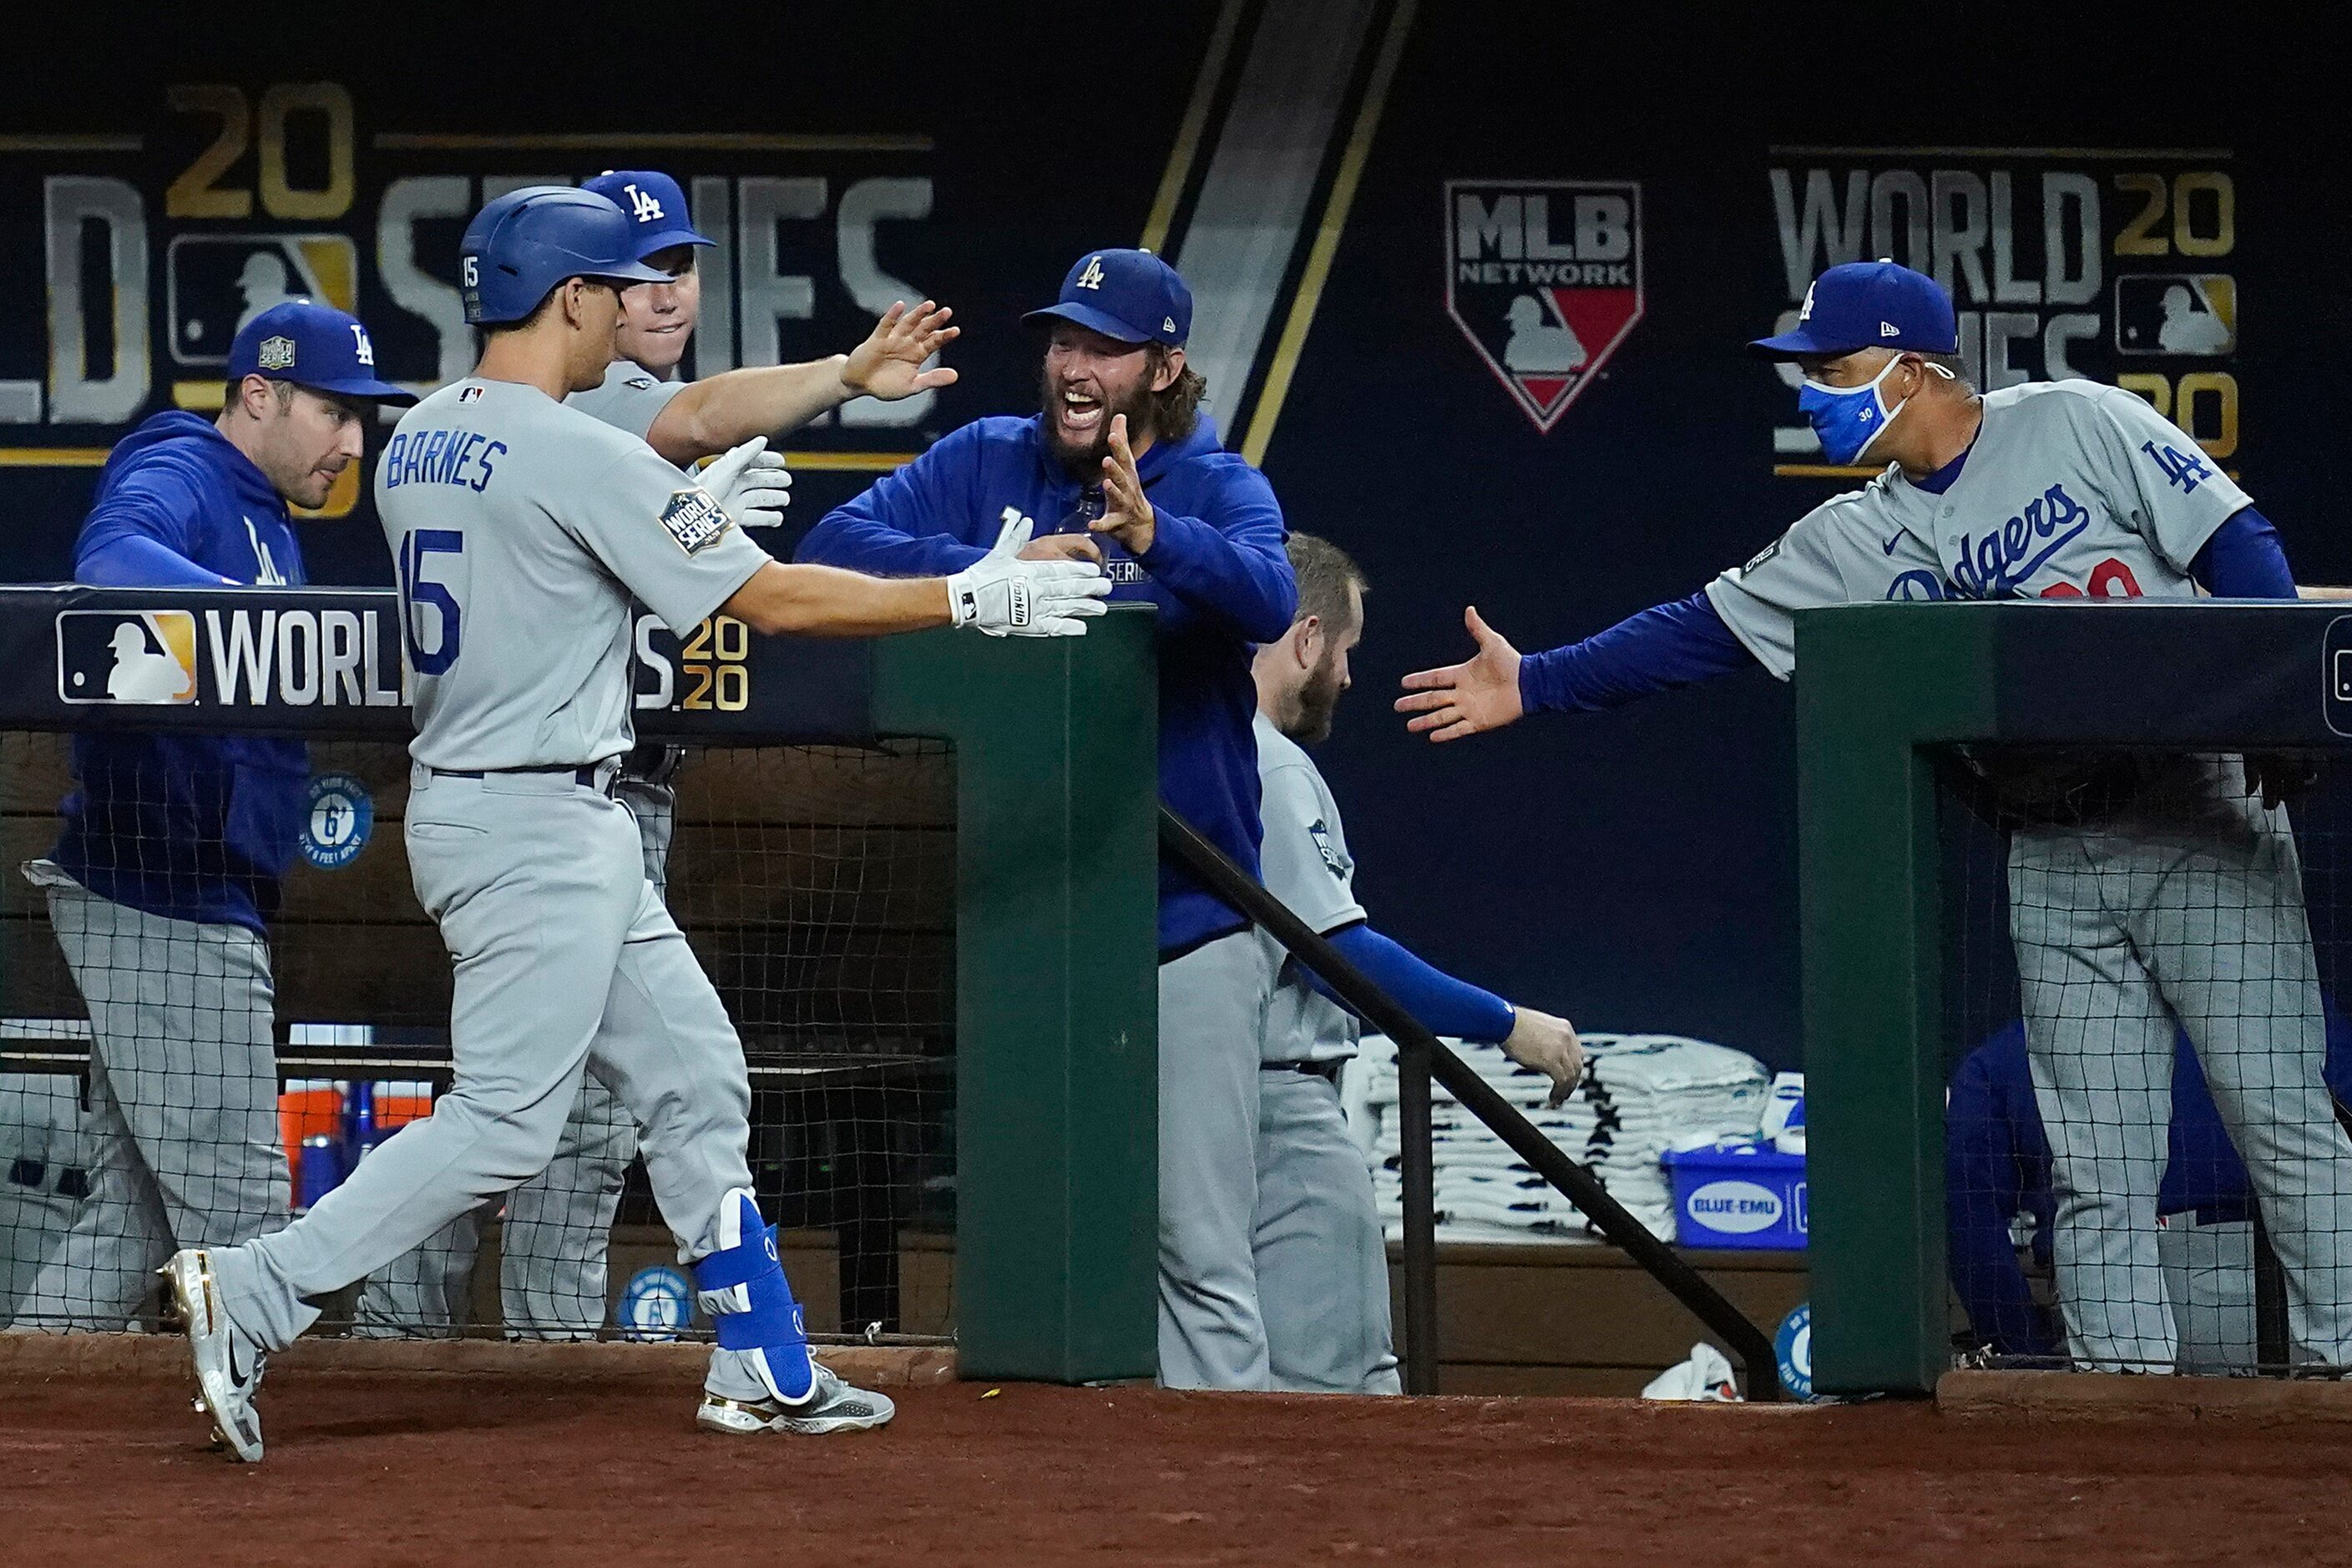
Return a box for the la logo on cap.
[1076,255,1105,291]
[257,336,296,371]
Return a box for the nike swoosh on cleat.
[227,1339,251,1392]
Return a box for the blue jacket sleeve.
[75,464,225,584]
[2188,504,2295,599]
[1946,1041,2061,1358]
[1518,591,1755,716]
[1298,922,1518,1044]
[794,426,991,577]
[1136,463,1296,642]
[79,534,235,587]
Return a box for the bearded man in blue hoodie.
[14,301,414,1328]
[797,250,1299,1388]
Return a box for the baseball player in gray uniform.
[358,169,955,1341]
[1401,260,2352,1373]
[159,185,1105,1461]
[1253,534,1581,1393]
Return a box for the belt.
[429,763,612,792]
[1265,1059,1343,1084]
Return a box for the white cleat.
[697,1362,896,1436]
[158,1250,264,1462]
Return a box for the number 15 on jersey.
[398,530,464,675]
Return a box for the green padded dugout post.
[875,603,1161,1383]
[1795,604,1994,1397]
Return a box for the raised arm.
[645,301,959,465]
[1093,415,1295,641]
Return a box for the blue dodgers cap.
[580,169,714,260]
[1023,249,1191,346]
[1749,260,1959,359]
[225,300,416,402]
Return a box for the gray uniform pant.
[11,869,286,1329]
[1255,1065,1400,1393]
[0,1075,96,1325]
[211,767,752,1357]
[1158,928,1282,1389]
[2160,1214,2257,1376]
[2010,760,2352,1371]
[355,763,667,1338]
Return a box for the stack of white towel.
[1349,1032,1771,1244]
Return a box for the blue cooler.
[1663,1141,1808,1249]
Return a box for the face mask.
[1798,354,1912,465]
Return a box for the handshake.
[946,513,1114,639]
[701,438,1112,639]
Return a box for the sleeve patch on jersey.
[660,488,735,555]
[1308,817,1350,878]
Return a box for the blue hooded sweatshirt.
[797,412,1296,956]
[50,410,311,933]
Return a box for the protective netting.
[1941,746,2352,1375]
[0,733,955,1343]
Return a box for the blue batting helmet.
[459,186,672,326]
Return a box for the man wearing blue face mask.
[1397,259,2352,1377]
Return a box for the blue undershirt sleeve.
[1517,590,1756,716]
[1299,922,1517,1044]
[78,533,235,587]
[2188,504,2295,599]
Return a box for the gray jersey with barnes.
[1254,712,1366,1064]
[1706,381,2251,675]
[379,378,770,768]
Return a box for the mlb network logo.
[57,611,199,705]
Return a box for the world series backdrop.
[4,5,2339,1067]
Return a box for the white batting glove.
[697,437,794,529]
[946,514,1112,638]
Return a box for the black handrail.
[1160,804,1783,1401]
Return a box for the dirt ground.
[6,1369,2351,1567]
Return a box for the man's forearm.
[723,559,948,638]
[1299,922,1516,1043]
[1519,591,1754,716]
[648,358,854,465]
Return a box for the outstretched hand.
[1090,414,1155,556]
[1394,606,1525,741]
[842,300,960,402]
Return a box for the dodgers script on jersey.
[1254,713,1368,1065]
[1707,382,2250,678]
[377,379,771,771]
[566,359,687,443]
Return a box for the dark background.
[5,6,2338,1069]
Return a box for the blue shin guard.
[692,1188,814,1404]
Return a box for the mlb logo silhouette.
[166,234,359,367]
[2115,274,2237,357]
[57,610,200,705]
[1445,180,1645,432]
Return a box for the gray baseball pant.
[11,866,286,1329]
[1158,926,1282,1390]
[0,1075,97,1325]
[1254,1064,1400,1393]
[2011,759,2352,1371]
[210,766,756,1378]
[355,758,670,1338]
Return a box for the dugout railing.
[0,586,1160,1384]
[1799,599,2352,1395]
[1160,807,1785,1400]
